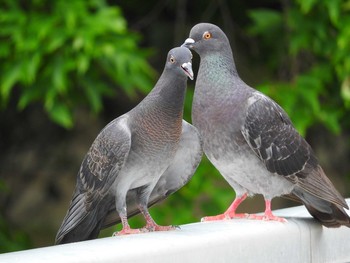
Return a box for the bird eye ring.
[203,32,212,40]
[170,56,175,63]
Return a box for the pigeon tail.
[55,192,112,244]
[291,165,350,228]
[305,202,350,228]
[56,209,101,244]
[292,188,350,228]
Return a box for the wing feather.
[55,116,131,243]
[241,92,347,208]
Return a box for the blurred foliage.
[0,0,155,128]
[0,179,31,252]
[0,213,31,253]
[248,0,350,135]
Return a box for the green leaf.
[289,34,309,54]
[17,85,42,110]
[341,76,350,108]
[0,0,154,129]
[83,81,103,113]
[248,9,282,35]
[0,64,22,103]
[76,55,90,74]
[46,34,66,53]
[23,53,41,84]
[296,0,317,13]
[48,103,73,129]
[52,57,67,93]
[319,109,341,134]
[326,0,341,25]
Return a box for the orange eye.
[203,32,212,39]
[170,55,175,63]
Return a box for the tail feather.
[304,202,350,228]
[292,188,350,228]
[56,212,102,244]
[55,192,113,244]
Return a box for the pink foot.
[112,227,145,236]
[139,205,179,232]
[143,223,179,232]
[201,212,249,222]
[201,193,249,222]
[248,199,287,223]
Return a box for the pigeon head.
[182,23,230,55]
[166,47,194,80]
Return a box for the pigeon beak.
[181,38,195,49]
[181,62,194,80]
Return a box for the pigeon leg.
[136,185,177,232]
[248,199,287,222]
[201,193,249,222]
[139,205,178,232]
[113,214,144,236]
[113,196,145,236]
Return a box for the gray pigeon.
[182,23,350,227]
[55,47,202,244]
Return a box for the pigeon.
[182,23,350,227]
[55,47,203,244]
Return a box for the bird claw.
[112,228,143,236]
[140,227,151,233]
[201,212,249,222]
[201,214,226,222]
[143,224,179,232]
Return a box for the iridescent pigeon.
[182,23,350,227]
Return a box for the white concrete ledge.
[1,199,350,263]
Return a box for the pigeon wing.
[241,93,347,208]
[241,93,313,177]
[55,116,131,243]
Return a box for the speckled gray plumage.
[55,47,202,244]
[183,23,350,227]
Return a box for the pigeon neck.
[204,49,237,75]
[197,51,240,93]
[151,69,187,114]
